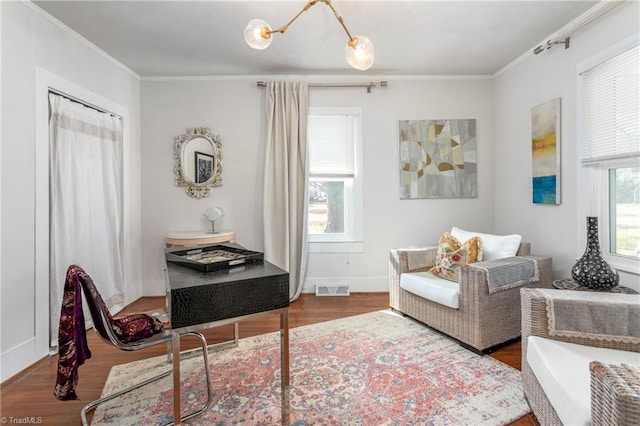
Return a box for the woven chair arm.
[456,266,497,309]
[389,247,436,310]
[516,242,531,256]
[590,361,640,426]
[521,288,640,352]
[456,265,519,308]
[390,247,437,274]
[458,254,551,296]
[464,256,535,278]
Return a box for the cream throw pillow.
[451,227,522,261]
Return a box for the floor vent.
[315,285,350,297]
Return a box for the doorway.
[47,92,125,345]
[34,69,128,356]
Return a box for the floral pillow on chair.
[429,232,483,282]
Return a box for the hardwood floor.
[0,293,538,425]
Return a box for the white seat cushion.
[451,226,522,260]
[527,336,640,426]
[400,272,459,309]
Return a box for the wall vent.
[315,284,350,297]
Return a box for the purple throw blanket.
[53,265,92,400]
[53,265,165,400]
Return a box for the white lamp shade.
[345,36,374,71]
[244,19,272,50]
[204,206,224,222]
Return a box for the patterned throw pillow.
[429,232,483,282]
[112,313,165,343]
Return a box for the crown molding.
[21,0,140,80]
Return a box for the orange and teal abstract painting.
[531,98,560,205]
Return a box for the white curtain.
[49,93,124,343]
[263,81,309,301]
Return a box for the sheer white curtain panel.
[263,81,309,301]
[49,93,125,343]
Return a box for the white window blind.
[308,114,356,177]
[580,43,639,164]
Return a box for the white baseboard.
[142,279,167,297]
[144,276,389,298]
[303,275,388,293]
[0,337,42,383]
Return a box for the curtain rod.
[257,80,388,93]
[533,0,623,55]
[48,88,121,118]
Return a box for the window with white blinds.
[306,107,363,250]
[308,113,357,177]
[578,34,640,273]
[579,38,639,164]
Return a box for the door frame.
[34,68,128,355]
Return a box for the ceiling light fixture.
[244,0,374,71]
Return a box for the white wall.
[0,2,142,381]
[140,78,495,294]
[141,2,640,296]
[3,0,638,382]
[140,80,265,294]
[493,1,640,290]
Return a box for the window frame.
[308,177,352,242]
[577,34,640,274]
[593,159,640,274]
[306,106,364,253]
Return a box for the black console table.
[166,259,289,329]
[164,255,290,424]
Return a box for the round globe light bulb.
[244,19,273,50]
[345,36,374,71]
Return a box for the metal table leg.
[172,331,182,424]
[280,309,290,424]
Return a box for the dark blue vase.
[571,217,619,290]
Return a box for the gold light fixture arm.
[264,0,321,37]
[322,0,357,46]
[245,0,374,70]
[263,0,357,45]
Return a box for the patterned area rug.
[93,310,530,425]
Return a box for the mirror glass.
[183,137,216,184]
[174,127,223,198]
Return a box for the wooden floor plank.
[0,292,538,425]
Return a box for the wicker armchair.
[590,361,640,426]
[389,242,553,352]
[521,288,640,426]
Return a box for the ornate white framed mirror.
[174,127,223,198]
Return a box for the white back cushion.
[451,227,522,261]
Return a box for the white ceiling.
[32,0,600,77]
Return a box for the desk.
[165,231,235,248]
[164,258,290,424]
